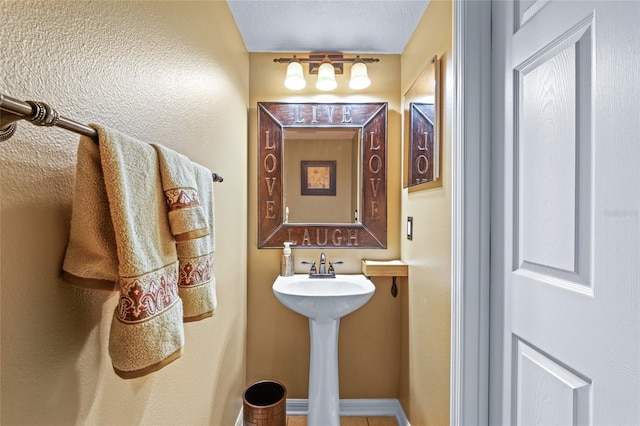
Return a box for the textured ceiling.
[226,0,430,54]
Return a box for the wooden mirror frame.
[258,102,387,249]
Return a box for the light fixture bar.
[273,53,379,75]
[273,55,380,63]
[274,53,379,91]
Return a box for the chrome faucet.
[302,252,343,278]
[318,252,327,275]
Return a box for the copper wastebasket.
[242,380,286,426]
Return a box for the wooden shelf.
[361,259,408,277]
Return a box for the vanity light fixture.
[284,56,306,90]
[349,57,371,90]
[275,53,379,91]
[315,56,338,91]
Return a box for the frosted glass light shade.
[316,62,337,91]
[284,61,306,90]
[349,61,370,90]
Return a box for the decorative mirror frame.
[258,102,387,249]
[404,55,441,190]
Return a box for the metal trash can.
[242,380,286,426]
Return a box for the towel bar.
[0,93,223,183]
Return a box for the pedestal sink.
[273,274,375,426]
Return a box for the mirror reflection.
[404,55,441,189]
[283,128,360,224]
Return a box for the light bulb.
[284,59,306,90]
[349,61,370,90]
[316,62,337,91]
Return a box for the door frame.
[450,0,493,425]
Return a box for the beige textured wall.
[247,53,402,398]
[0,2,248,425]
[400,0,453,424]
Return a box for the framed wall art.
[301,161,336,196]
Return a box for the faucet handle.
[301,260,317,274]
[327,260,343,275]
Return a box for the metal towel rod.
[0,93,223,183]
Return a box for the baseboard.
[286,398,410,426]
[285,399,308,416]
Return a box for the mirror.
[258,102,387,248]
[404,55,441,189]
[283,128,360,224]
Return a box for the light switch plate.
[407,216,413,240]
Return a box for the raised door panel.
[514,17,593,288]
[515,339,591,426]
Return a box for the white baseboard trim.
[286,398,410,426]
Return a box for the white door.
[491,1,640,425]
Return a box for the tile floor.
[287,416,398,426]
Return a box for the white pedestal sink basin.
[273,274,375,426]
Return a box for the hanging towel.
[177,163,217,321]
[62,124,184,379]
[62,137,118,290]
[152,144,208,242]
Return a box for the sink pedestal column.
[308,317,340,426]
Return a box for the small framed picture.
[301,161,336,196]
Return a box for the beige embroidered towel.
[62,137,118,290]
[177,163,217,321]
[152,144,208,242]
[62,124,184,379]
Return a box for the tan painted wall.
[0,2,248,425]
[247,53,403,398]
[400,0,453,424]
